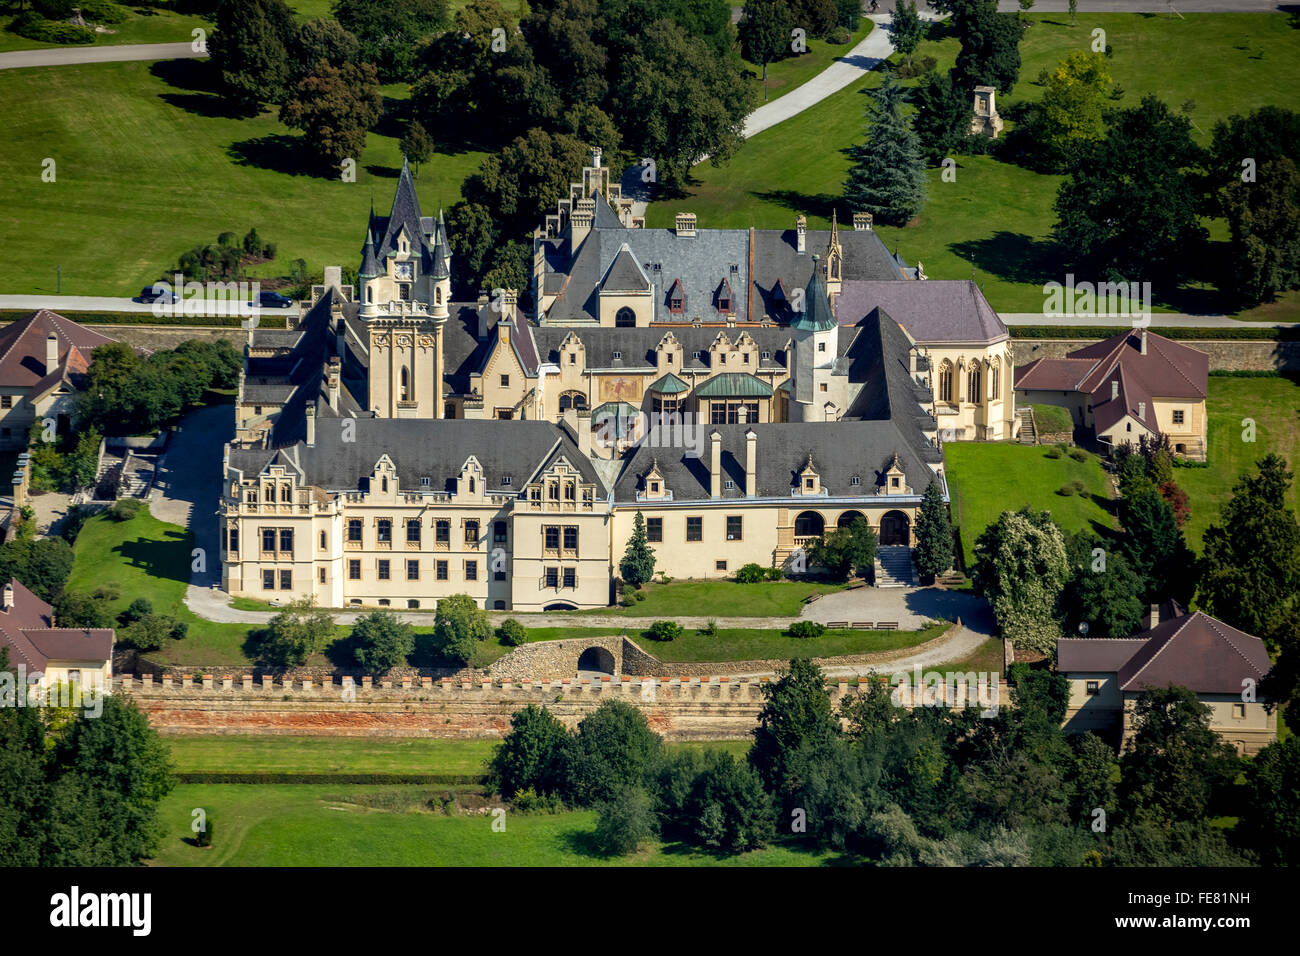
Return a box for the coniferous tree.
[912,479,953,582]
[844,76,927,225]
[912,70,970,163]
[620,511,657,588]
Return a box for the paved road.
[0,294,299,321]
[0,41,205,71]
[1001,312,1300,328]
[994,1,1285,9]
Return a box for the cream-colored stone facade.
[928,342,1015,440]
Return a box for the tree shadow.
[949,232,1064,287]
[364,163,401,179]
[158,92,251,120]
[752,189,843,221]
[114,531,191,585]
[149,58,218,94]
[325,632,360,669]
[227,135,320,177]
[241,627,268,664]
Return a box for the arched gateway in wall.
[879,510,911,546]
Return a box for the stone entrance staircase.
[1016,406,1038,445]
[874,545,915,588]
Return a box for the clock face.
[395,261,414,280]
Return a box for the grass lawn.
[1030,403,1073,434]
[148,783,835,866]
[164,734,749,774]
[944,443,1115,567]
[743,21,872,105]
[637,622,948,662]
[1174,375,1300,550]
[0,9,211,52]
[606,578,845,617]
[0,61,484,296]
[651,13,1300,318]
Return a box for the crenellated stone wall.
[1013,338,1300,371]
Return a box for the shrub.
[764,566,784,581]
[1057,483,1076,496]
[735,562,767,584]
[1070,479,1089,495]
[108,499,143,521]
[787,620,826,639]
[195,818,213,847]
[496,619,527,647]
[511,786,563,813]
[119,597,154,625]
[351,609,415,672]
[632,590,646,602]
[592,787,655,856]
[1044,446,1063,459]
[11,11,95,43]
[647,620,682,642]
[702,619,718,637]
[1068,448,1088,462]
[78,0,129,23]
[827,26,851,44]
[92,585,121,602]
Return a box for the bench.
[876,621,898,630]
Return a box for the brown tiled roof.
[0,310,119,389]
[1117,611,1271,695]
[1057,638,1150,672]
[0,578,114,673]
[1013,357,1098,390]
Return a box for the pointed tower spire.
[360,229,381,279]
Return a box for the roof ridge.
[1124,614,1193,686]
[1198,612,1267,677]
[1147,333,1202,395]
[0,311,36,369]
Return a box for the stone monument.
[970,86,1004,138]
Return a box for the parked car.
[139,285,178,304]
[253,291,294,309]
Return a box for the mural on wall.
[599,376,642,404]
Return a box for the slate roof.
[836,280,1008,344]
[227,418,607,495]
[0,578,114,673]
[370,157,434,272]
[530,326,793,373]
[601,244,651,292]
[791,263,835,332]
[0,310,120,390]
[751,226,906,320]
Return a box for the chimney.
[1140,329,1147,355]
[590,146,602,169]
[501,288,518,324]
[1148,603,1159,630]
[45,333,58,374]
[326,356,341,411]
[853,212,873,232]
[305,403,316,447]
[745,429,757,497]
[561,409,592,459]
[2,583,12,612]
[1111,380,1119,401]
[570,198,595,253]
[675,212,697,238]
[476,293,491,338]
[796,214,807,254]
[709,430,721,498]
[323,265,342,292]
[1137,402,1146,420]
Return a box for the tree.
[351,609,414,672]
[1119,685,1239,828]
[950,0,1024,94]
[496,618,527,647]
[619,511,657,588]
[1238,736,1300,866]
[592,786,656,856]
[683,751,775,853]
[807,516,877,582]
[970,508,1069,653]
[333,0,449,80]
[290,16,359,81]
[53,591,113,629]
[843,76,927,226]
[1221,157,1300,304]
[1118,488,1196,605]
[279,59,384,171]
[912,70,969,163]
[1032,50,1113,171]
[0,536,74,603]
[0,676,48,866]
[738,0,792,92]
[434,593,491,665]
[912,479,953,582]
[1068,731,1117,823]
[749,658,839,798]
[1059,535,1145,638]
[564,699,664,805]
[259,598,334,668]
[1053,95,1208,287]
[1197,454,1300,648]
[886,0,925,59]
[488,704,570,799]
[400,120,435,176]
[1159,479,1191,529]
[209,0,297,111]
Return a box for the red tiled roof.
[0,577,114,673]
[0,310,119,389]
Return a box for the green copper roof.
[694,373,774,399]
[592,401,639,418]
[648,372,690,394]
[791,258,836,332]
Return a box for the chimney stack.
[1111,380,1119,401]
[853,212,873,232]
[709,430,722,498]
[326,356,341,411]
[1148,603,1159,630]
[1140,329,1147,355]
[305,403,316,447]
[45,333,58,374]
[745,429,757,497]
[675,212,697,238]
[2,583,12,612]
[796,214,807,254]
[1137,402,1146,420]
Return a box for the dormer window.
[612,350,622,360]
[850,475,861,486]
[650,481,659,493]
[668,279,685,314]
[692,351,702,360]
[502,475,512,485]
[717,277,733,314]
[761,351,771,360]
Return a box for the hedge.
[0,310,287,329]
[174,771,486,785]
[1009,325,1300,341]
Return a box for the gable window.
[500,374,510,388]
[615,307,636,328]
[1085,680,1100,696]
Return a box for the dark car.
[254,291,294,309]
[139,285,178,304]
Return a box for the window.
[436,560,448,581]
[262,528,276,552]
[0,396,10,409]
[279,529,293,553]
[465,520,480,546]
[494,569,506,581]
[615,308,636,328]
[465,560,478,581]
[548,484,559,500]
[494,521,507,544]
[562,568,576,588]
[407,560,419,581]
[939,365,953,403]
[650,482,660,493]
[716,560,727,572]
[500,374,510,387]
[545,567,559,588]
[726,516,743,541]
[818,342,826,352]
[435,520,450,544]
[890,477,900,489]
[724,480,734,491]
[408,599,420,609]
[377,519,391,543]
[279,570,292,590]
[319,531,327,550]
[349,559,361,580]
[263,570,275,590]
[406,519,421,543]
[805,478,815,490]
[819,383,827,392]
[280,485,291,502]
[990,365,1000,397]
[1232,703,1246,719]
[421,476,431,488]
[379,599,390,607]
[967,367,982,404]
[569,353,576,364]
[611,351,622,360]
[761,351,771,361]
[544,526,560,550]
[229,528,239,553]
[400,367,410,402]
[1085,680,1100,696]
[319,568,326,584]
[686,517,703,542]
[377,560,390,580]
[647,517,663,542]
[850,475,861,486]
[1172,409,1185,425]
[348,519,362,542]
[502,475,512,485]
[563,526,578,551]
[564,483,575,501]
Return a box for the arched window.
[990,359,1000,399]
[794,511,825,537]
[559,394,571,412]
[968,366,982,405]
[435,287,442,305]
[366,286,373,303]
[559,391,587,413]
[938,362,953,404]
[615,307,636,327]
[400,367,410,402]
